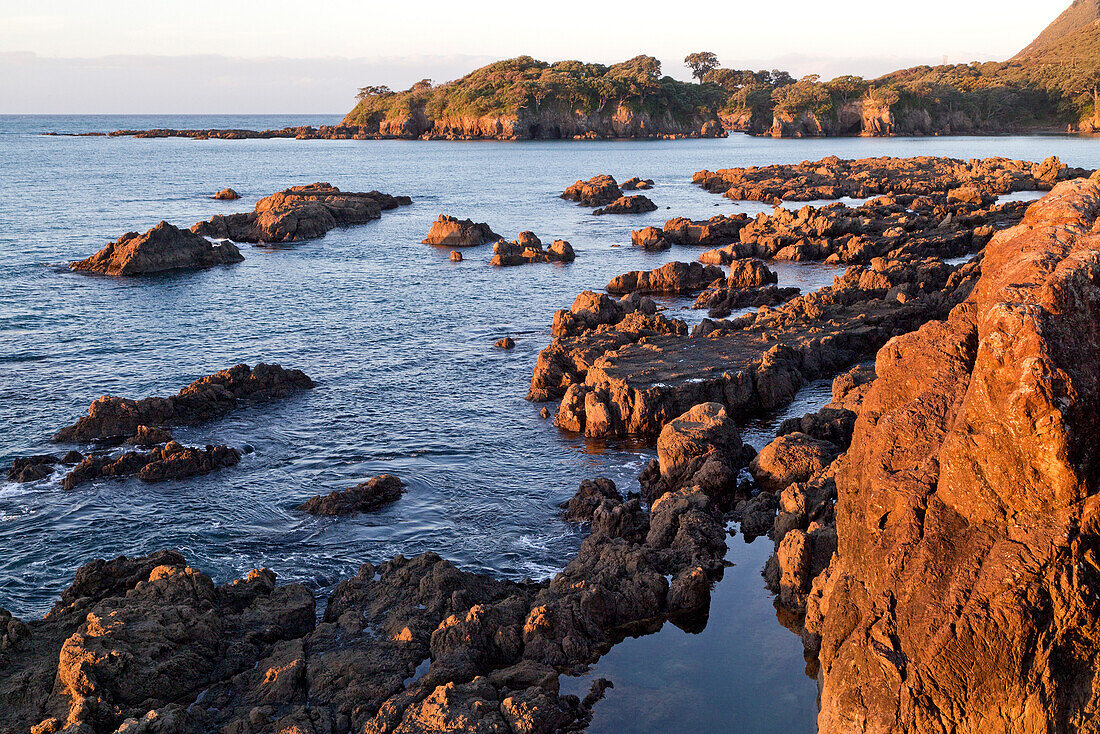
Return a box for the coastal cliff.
[815,179,1100,732]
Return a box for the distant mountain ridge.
[1014,0,1100,59]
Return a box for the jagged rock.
[620,177,654,190]
[490,234,574,266]
[637,403,744,505]
[559,478,621,522]
[450,250,463,262]
[125,425,173,446]
[606,261,724,295]
[299,474,406,516]
[70,221,244,276]
[422,215,501,247]
[192,183,410,243]
[53,363,313,443]
[561,175,622,207]
[630,226,671,251]
[6,454,79,483]
[749,432,840,493]
[62,441,241,489]
[549,291,658,338]
[664,214,750,246]
[727,258,778,288]
[817,179,1100,732]
[593,195,657,215]
[777,407,857,450]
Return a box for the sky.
[0,0,1073,113]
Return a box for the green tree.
[684,52,720,83]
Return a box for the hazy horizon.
[1,0,1072,114]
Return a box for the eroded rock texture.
[192,183,410,243]
[53,363,313,443]
[815,179,1100,733]
[70,222,243,276]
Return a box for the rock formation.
[593,195,657,215]
[62,442,241,490]
[630,227,672,251]
[212,188,240,200]
[192,183,410,243]
[490,233,575,265]
[811,178,1100,732]
[70,222,244,276]
[299,474,406,516]
[621,177,654,190]
[422,215,501,247]
[561,175,622,207]
[53,363,313,443]
[606,261,724,295]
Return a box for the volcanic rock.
[299,474,406,516]
[423,215,502,247]
[70,221,244,276]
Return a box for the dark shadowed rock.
[495,337,516,349]
[62,441,241,490]
[299,474,406,516]
[70,221,244,276]
[559,478,621,522]
[53,363,313,442]
[607,261,724,295]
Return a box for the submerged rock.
[53,363,313,442]
[70,221,244,276]
[299,474,406,516]
[423,215,501,247]
[213,188,240,200]
[495,337,516,349]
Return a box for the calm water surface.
[2,115,1097,732]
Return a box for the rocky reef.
[422,215,501,247]
[70,222,243,276]
[299,474,406,516]
[53,363,313,443]
[192,184,410,244]
[490,233,575,266]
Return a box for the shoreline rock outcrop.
[422,215,501,247]
[70,222,244,276]
[561,175,622,207]
[593,195,657,216]
[192,183,411,244]
[809,178,1100,733]
[606,261,724,295]
[53,363,313,443]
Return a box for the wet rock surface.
[192,183,410,244]
[53,363,313,443]
[422,215,501,247]
[299,474,406,516]
[62,441,242,490]
[70,221,244,276]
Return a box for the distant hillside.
[1014,0,1100,59]
[341,56,726,140]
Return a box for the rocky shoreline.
[5,154,1100,733]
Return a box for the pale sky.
[0,0,1072,113]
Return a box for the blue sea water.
[2,115,1098,732]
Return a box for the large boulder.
[630,226,672,251]
[70,221,243,276]
[727,258,778,288]
[639,403,744,504]
[423,215,501,247]
[749,432,840,493]
[607,261,724,295]
[561,175,622,207]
